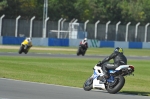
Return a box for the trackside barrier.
[1,36,150,49]
[69,39,81,47]
[2,36,25,45]
[48,38,69,46]
[115,41,128,48]
[0,36,2,44]
[32,38,48,46]
[142,42,150,48]
[129,42,142,49]
[100,41,114,47]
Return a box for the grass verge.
[0,45,150,56]
[0,56,149,96]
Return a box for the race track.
[0,52,149,99]
[0,52,150,60]
[0,78,149,99]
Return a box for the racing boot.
[97,75,106,84]
[97,74,109,84]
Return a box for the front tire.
[82,50,86,56]
[18,46,24,54]
[77,47,81,56]
[83,77,93,91]
[106,75,125,94]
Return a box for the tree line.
[0,0,150,25]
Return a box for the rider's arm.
[100,52,118,64]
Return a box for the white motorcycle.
[83,62,134,94]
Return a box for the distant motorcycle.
[83,62,134,94]
[77,44,87,56]
[18,40,32,54]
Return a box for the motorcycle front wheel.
[18,46,24,54]
[77,48,81,56]
[83,77,93,91]
[106,75,125,94]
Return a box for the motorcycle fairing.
[115,65,130,70]
[22,40,28,45]
[93,66,105,89]
[92,65,131,89]
[21,40,32,46]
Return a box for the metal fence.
[1,17,150,42]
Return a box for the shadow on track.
[88,89,150,96]
[121,91,150,96]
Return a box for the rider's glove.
[97,61,102,66]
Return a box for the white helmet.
[26,37,31,42]
[84,38,87,41]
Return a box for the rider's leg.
[98,64,118,81]
[104,63,120,78]
[97,64,109,82]
[24,45,27,49]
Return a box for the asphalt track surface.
[0,52,150,99]
[0,52,150,60]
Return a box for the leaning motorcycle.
[18,41,32,54]
[77,44,86,56]
[83,62,134,94]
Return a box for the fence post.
[0,14,5,36]
[58,18,63,38]
[68,18,76,39]
[94,20,100,39]
[135,22,140,41]
[84,20,89,31]
[125,22,131,42]
[73,19,78,23]
[15,15,21,37]
[30,16,35,38]
[61,18,66,30]
[115,21,121,41]
[43,17,49,38]
[60,18,66,38]
[105,21,111,41]
[144,23,150,42]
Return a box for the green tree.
[0,0,150,24]
[0,0,7,11]
[1,0,43,19]
[48,0,78,21]
[119,0,146,24]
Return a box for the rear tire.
[106,75,125,94]
[24,47,30,54]
[82,50,86,56]
[83,77,93,91]
[24,50,28,54]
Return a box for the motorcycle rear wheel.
[82,50,86,56]
[83,77,93,91]
[24,50,28,54]
[106,75,125,94]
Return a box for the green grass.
[0,56,150,96]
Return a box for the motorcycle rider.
[22,37,32,50]
[97,47,127,82]
[79,38,88,52]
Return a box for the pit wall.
[0,36,150,49]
